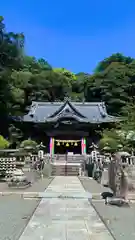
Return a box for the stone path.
[19,176,114,240]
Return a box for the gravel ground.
[80,176,135,240]
[0,196,40,240]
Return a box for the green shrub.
[0,135,10,149]
[20,139,37,149]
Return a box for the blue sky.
[1,0,135,73]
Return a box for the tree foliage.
[99,129,122,153]
[94,53,134,73]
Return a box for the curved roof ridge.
[49,101,67,118]
[48,100,86,119]
[46,113,88,123]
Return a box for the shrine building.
[15,99,118,155]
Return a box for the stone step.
[51,163,81,176]
[52,169,79,171]
[52,168,80,171]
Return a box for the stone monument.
[107,153,129,205]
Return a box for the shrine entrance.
[49,136,87,155]
[55,139,81,154]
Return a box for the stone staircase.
[53,154,86,163]
[50,154,86,176]
[51,162,81,176]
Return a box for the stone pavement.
[19,176,114,240]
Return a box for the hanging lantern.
[74,142,78,146]
[56,142,60,146]
[66,143,69,147]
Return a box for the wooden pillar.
[81,138,86,154]
[50,137,54,156]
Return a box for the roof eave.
[45,117,88,123]
[107,115,122,122]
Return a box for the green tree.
[118,102,135,150]
[9,124,22,145]
[70,72,89,101]
[99,129,123,153]
[94,53,134,73]
[85,62,133,114]
[23,56,52,73]
[0,17,24,70]
[28,69,72,101]
[0,17,25,136]
[53,68,76,80]
[10,70,33,115]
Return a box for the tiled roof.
[23,100,118,123]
